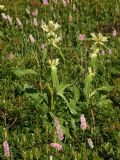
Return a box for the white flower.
[16,17,23,27]
[1,13,7,20]
[29,34,35,44]
[88,138,94,149]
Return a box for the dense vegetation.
[0,0,120,159]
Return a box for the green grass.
[0,0,120,159]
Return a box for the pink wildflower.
[54,117,64,141]
[79,34,85,41]
[16,17,23,28]
[32,9,38,17]
[50,143,63,151]
[112,29,117,37]
[80,114,87,131]
[3,141,10,158]
[43,0,49,5]
[62,0,67,7]
[29,34,35,44]
[40,43,47,49]
[33,18,38,27]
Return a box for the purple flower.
[32,9,38,17]
[80,114,87,131]
[54,117,64,141]
[43,0,49,5]
[3,141,10,158]
[79,34,85,41]
[50,143,63,151]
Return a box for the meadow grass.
[0,0,120,159]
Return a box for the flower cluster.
[41,21,61,47]
[54,116,64,141]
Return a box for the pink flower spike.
[32,9,38,17]
[50,143,63,151]
[80,114,87,131]
[29,34,35,44]
[3,141,10,158]
[79,34,85,41]
[43,0,49,5]
[112,29,117,37]
[54,117,64,141]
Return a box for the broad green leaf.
[58,93,77,115]
[56,83,71,95]
[11,68,38,77]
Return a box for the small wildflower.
[43,0,49,5]
[16,17,23,28]
[25,8,30,15]
[73,4,76,11]
[80,114,87,131]
[0,5,5,10]
[50,143,63,151]
[67,0,70,4]
[101,50,105,55]
[91,33,108,45]
[7,52,14,61]
[3,141,10,158]
[54,117,64,141]
[68,15,73,22]
[79,34,85,41]
[7,15,12,25]
[62,0,67,7]
[29,34,35,44]
[108,49,112,55]
[48,58,59,68]
[112,29,117,37]
[33,18,38,27]
[88,138,94,149]
[32,9,38,17]
[40,43,47,49]
[1,13,7,20]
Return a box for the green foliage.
[0,0,120,159]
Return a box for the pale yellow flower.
[91,33,108,45]
[0,5,5,10]
[48,58,59,68]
